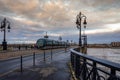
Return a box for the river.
[87,48,120,64]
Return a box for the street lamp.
[76,12,87,49]
[0,18,11,50]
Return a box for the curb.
[68,62,78,80]
[0,54,34,62]
[0,70,13,77]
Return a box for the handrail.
[70,48,120,80]
[71,48,120,70]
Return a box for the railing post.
[83,58,87,80]
[71,52,73,68]
[33,52,35,66]
[73,53,75,70]
[75,54,80,79]
[71,53,76,71]
[20,56,23,73]
[107,68,116,80]
[111,68,116,75]
[92,62,97,80]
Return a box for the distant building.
[111,42,120,47]
[87,44,111,48]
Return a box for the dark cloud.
[87,30,120,43]
[0,0,120,43]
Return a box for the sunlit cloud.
[86,29,113,34]
[85,23,120,35]
[106,23,120,31]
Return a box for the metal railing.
[70,48,120,80]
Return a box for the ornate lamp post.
[76,12,87,49]
[83,17,87,47]
[0,18,11,50]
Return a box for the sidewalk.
[0,48,65,60]
[0,50,71,80]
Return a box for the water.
[87,48,120,78]
[87,48,120,64]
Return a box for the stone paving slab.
[0,51,71,80]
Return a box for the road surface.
[0,49,65,76]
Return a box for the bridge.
[0,47,120,80]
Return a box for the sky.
[0,0,120,44]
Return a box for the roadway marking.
[0,70,13,77]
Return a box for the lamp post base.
[2,41,7,50]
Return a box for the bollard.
[31,45,32,49]
[33,52,35,66]
[20,56,23,73]
[65,47,67,52]
[25,46,27,50]
[18,45,21,51]
[43,49,46,61]
[51,48,52,60]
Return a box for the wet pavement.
[0,50,71,80]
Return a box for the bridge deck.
[0,50,71,80]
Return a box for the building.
[111,42,120,47]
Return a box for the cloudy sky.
[0,0,120,44]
